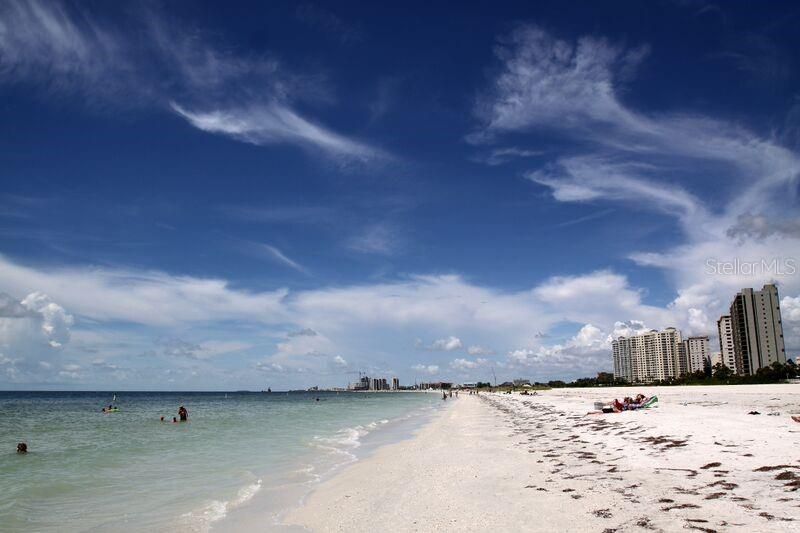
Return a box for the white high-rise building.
[612,337,633,382]
[612,327,683,383]
[391,377,399,391]
[729,284,786,375]
[685,336,710,374]
[716,316,737,372]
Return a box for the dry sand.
[283,384,800,532]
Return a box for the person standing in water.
[178,405,188,422]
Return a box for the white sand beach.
[284,385,800,532]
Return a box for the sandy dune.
[284,385,800,532]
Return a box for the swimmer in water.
[17,442,27,454]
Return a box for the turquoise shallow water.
[0,391,440,532]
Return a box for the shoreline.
[212,393,445,532]
[282,385,800,532]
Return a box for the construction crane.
[344,370,363,389]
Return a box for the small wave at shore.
[311,416,403,463]
[179,478,262,532]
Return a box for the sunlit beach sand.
[283,385,800,532]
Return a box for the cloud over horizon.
[1,251,796,387]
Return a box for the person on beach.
[623,397,634,409]
[17,442,27,454]
[178,406,188,422]
[610,395,651,412]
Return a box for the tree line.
[543,360,799,388]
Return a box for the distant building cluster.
[417,381,453,390]
[612,327,708,382]
[348,375,402,391]
[613,284,786,383]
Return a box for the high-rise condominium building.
[729,284,786,375]
[612,327,683,383]
[716,316,737,372]
[391,377,399,391]
[684,336,710,374]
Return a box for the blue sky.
[1,0,799,390]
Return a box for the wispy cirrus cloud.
[346,223,399,255]
[0,0,127,97]
[471,24,800,206]
[472,24,800,342]
[473,147,545,166]
[552,208,615,229]
[217,204,336,225]
[527,156,707,225]
[242,242,309,274]
[469,24,649,142]
[0,0,383,161]
[171,102,382,162]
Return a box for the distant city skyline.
[1,1,799,390]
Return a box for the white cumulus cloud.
[411,364,439,375]
[429,336,463,351]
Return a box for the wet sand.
[284,385,800,532]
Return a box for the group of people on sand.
[160,405,189,423]
[611,394,652,412]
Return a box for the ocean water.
[0,391,441,532]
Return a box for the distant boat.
[261,387,272,393]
